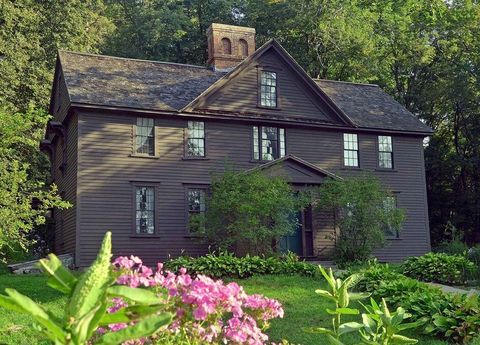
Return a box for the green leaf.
[362,313,376,334]
[108,285,161,305]
[335,308,360,315]
[389,334,418,344]
[99,305,161,326]
[350,292,370,301]
[0,294,26,313]
[326,333,346,345]
[5,288,66,342]
[38,254,78,294]
[96,313,172,345]
[338,321,363,336]
[303,327,334,335]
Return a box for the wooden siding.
[76,110,430,266]
[51,112,77,256]
[199,50,341,124]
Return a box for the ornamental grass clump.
[109,255,284,345]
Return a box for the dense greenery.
[0,232,173,344]
[0,108,70,261]
[402,252,476,285]
[349,261,480,343]
[200,169,308,255]
[165,251,318,278]
[315,175,405,264]
[0,273,450,345]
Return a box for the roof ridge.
[58,50,214,71]
[314,78,379,87]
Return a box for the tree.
[315,175,405,263]
[0,107,70,261]
[201,168,309,255]
[0,0,114,111]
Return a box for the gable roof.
[315,80,433,134]
[182,39,354,127]
[248,154,341,183]
[55,44,433,135]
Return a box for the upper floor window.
[343,133,359,167]
[253,126,285,161]
[383,195,399,238]
[378,135,393,169]
[259,71,277,108]
[186,121,205,157]
[221,37,231,54]
[135,117,154,156]
[135,186,155,234]
[187,188,206,234]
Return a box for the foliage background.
[1,0,480,253]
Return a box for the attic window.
[221,38,231,54]
[259,71,277,108]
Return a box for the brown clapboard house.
[42,23,433,267]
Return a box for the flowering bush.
[107,255,284,345]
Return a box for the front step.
[7,253,74,274]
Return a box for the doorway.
[279,205,314,257]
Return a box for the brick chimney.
[207,23,256,71]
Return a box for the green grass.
[0,273,451,345]
[233,274,447,345]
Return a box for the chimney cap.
[207,23,256,34]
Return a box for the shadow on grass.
[0,274,64,304]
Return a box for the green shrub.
[164,251,318,278]
[434,239,469,255]
[348,260,480,343]
[402,252,475,285]
[468,246,480,266]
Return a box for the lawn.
[0,273,451,345]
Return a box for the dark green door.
[279,212,303,255]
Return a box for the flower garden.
[0,232,479,344]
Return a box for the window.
[259,71,277,107]
[186,121,205,157]
[135,186,155,234]
[221,37,231,54]
[253,126,285,161]
[135,118,154,156]
[383,195,399,238]
[378,135,393,169]
[343,133,359,167]
[187,188,206,233]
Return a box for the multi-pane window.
[187,189,206,233]
[135,118,154,156]
[253,126,285,161]
[135,186,155,234]
[378,135,393,169]
[260,71,277,107]
[383,196,399,238]
[343,133,359,167]
[186,121,205,157]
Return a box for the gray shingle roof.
[58,51,432,134]
[315,80,432,133]
[59,51,226,111]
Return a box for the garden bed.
[0,273,449,345]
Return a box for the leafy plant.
[164,251,319,278]
[359,298,422,344]
[199,167,310,255]
[0,232,172,344]
[314,174,405,264]
[402,252,475,285]
[305,266,367,344]
[434,239,469,256]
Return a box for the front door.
[279,212,303,255]
[279,205,314,256]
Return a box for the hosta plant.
[305,266,368,344]
[0,232,172,344]
[359,298,423,345]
